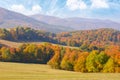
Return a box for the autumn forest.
[0,27,120,73]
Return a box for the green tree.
[95,51,109,72]
[86,50,99,72]
[103,58,115,72]
[60,59,73,71]
[1,47,13,61]
[23,44,36,62]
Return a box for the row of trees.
[0,27,56,42]
[48,45,120,72]
[0,43,54,63]
[0,43,120,72]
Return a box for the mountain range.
[31,14,120,30]
[0,7,120,33]
[0,7,72,33]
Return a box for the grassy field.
[0,39,42,48]
[0,62,119,80]
[0,40,22,48]
[0,39,79,49]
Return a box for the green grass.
[0,62,120,80]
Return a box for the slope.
[0,7,72,33]
[31,14,120,30]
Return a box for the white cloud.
[66,0,87,10]
[11,5,26,13]
[32,5,42,12]
[10,4,42,15]
[91,0,109,9]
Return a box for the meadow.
[0,62,119,80]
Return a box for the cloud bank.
[66,0,109,10]
[66,0,87,10]
[10,4,42,15]
[91,0,109,9]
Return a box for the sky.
[0,0,120,22]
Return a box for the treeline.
[0,27,120,52]
[48,45,120,73]
[0,43,55,63]
[0,27,56,42]
[0,43,59,64]
[0,43,120,73]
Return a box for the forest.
[0,27,120,73]
[55,28,120,51]
[0,27,120,51]
[0,43,120,72]
[0,27,57,43]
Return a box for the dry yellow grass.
[0,39,43,48]
[0,39,79,49]
[0,39,22,48]
[0,62,120,80]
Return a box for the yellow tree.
[74,52,89,72]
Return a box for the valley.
[0,0,120,80]
[0,27,120,73]
[0,4,119,80]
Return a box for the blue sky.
[0,0,120,22]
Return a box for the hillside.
[0,7,72,33]
[0,27,120,50]
[0,39,78,49]
[0,27,120,72]
[0,27,57,43]
[31,14,120,30]
[0,39,22,48]
[54,28,120,51]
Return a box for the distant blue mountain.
[0,7,73,33]
[31,14,120,31]
[0,7,120,33]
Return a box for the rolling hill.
[31,14,120,30]
[54,28,120,49]
[0,7,73,33]
[0,27,120,49]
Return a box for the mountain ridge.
[0,7,73,33]
[0,7,120,33]
[31,14,120,30]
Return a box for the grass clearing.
[0,62,119,80]
[0,39,79,49]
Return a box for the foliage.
[74,52,89,72]
[60,48,79,71]
[85,50,99,72]
[0,27,120,52]
[0,27,57,43]
[47,46,62,69]
[103,58,115,72]
[0,43,120,73]
[55,28,120,51]
[0,27,120,73]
